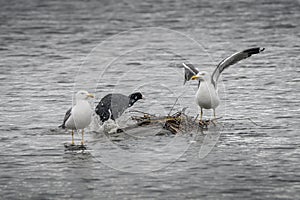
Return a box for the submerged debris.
[64,143,87,151]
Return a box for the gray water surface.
[0,0,299,199]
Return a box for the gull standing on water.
[183,47,265,121]
[59,90,94,145]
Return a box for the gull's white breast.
[65,100,93,130]
[195,81,220,109]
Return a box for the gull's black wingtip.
[58,124,65,129]
[183,78,187,85]
[243,47,265,55]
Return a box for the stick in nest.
[168,97,180,116]
[129,110,156,117]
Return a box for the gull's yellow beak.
[87,93,95,98]
[191,75,199,80]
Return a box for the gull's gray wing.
[211,47,265,88]
[182,63,199,85]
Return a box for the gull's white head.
[191,71,211,82]
[76,90,94,100]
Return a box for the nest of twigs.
[127,108,214,134]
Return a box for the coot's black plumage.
[95,92,143,122]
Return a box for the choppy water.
[0,0,299,199]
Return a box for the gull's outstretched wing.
[182,63,199,85]
[211,47,265,87]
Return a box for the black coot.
[95,92,143,122]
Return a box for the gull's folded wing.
[59,107,72,128]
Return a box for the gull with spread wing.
[183,47,265,121]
